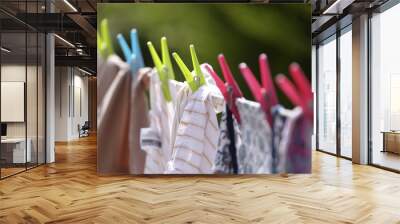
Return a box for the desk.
[1,138,31,163]
[382,131,400,154]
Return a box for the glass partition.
[317,35,337,154]
[371,3,400,171]
[1,30,28,177]
[339,27,352,158]
[0,1,46,179]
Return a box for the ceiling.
[0,0,97,74]
[311,0,390,43]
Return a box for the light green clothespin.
[147,37,175,102]
[97,19,114,58]
[172,44,206,92]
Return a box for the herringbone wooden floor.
[1,135,400,224]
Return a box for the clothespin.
[97,19,114,58]
[116,29,144,76]
[289,63,313,101]
[239,54,278,126]
[275,63,313,121]
[147,37,175,102]
[173,44,206,92]
[259,54,278,107]
[205,54,243,123]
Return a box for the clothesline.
[97,20,313,175]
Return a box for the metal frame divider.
[316,0,400,172]
[367,10,372,166]
[315,22,353,162]
[315,32,339,157]
[0,0,48,180]
[0,19,2,179]
[336,24,341,157]
[25,0,28,172]
[315,44,319,152]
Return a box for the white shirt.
[166,64,224,174]
[141,69,185,174]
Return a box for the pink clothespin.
[259,54,278,107]
[206,64,227,99]
[218,55,243,101]
[275,63,313,121]
[275,75,303,107]
[206,54,243,123]
[289,63,313,101]
[239,54,278,126]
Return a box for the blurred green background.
[98,3,311,108]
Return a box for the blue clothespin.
[116,29,144,76]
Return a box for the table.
[381,131,400,154]
[1,138,31,164]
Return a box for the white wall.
[1,65,26,137]
[1,63,46,164]
[1,65,26,81]
[54,67,89,141]
[1,65,34,138]
[1,82,25,122]
[55,66,69,141]
[70,73,89,138]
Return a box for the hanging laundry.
[166,64,224,174]
[274,63,313,173]
[97,56,122,103]
[271,105,303,173]
[128,68,151,174]
[235,98,305,174]
[235,98,273,174]
[204,55,244,174]
[213,105,242,174]
[140,36,187,174]
[97,24,313,175]
[97,55,150,175]
[285,115,312,173]
[140,69,186,174]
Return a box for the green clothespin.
[147,37,175,102]
[172,44,206,92]
[97,19,114,58]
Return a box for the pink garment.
[285,115,312,173]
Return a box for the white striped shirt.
[141,69,185,174]
[166,64,224,174]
